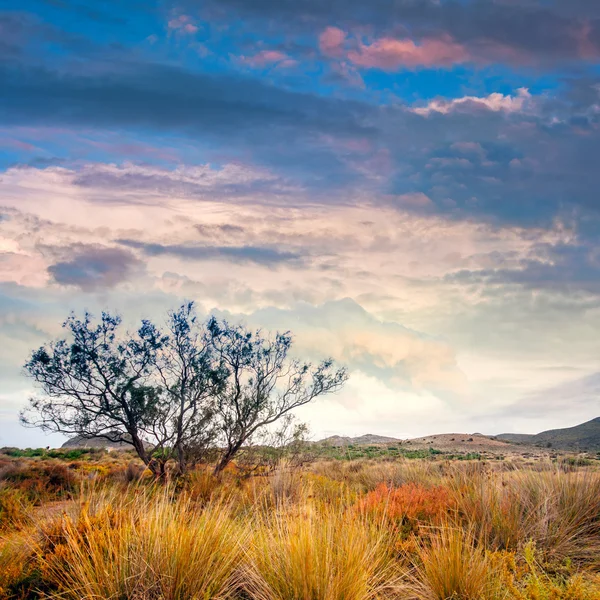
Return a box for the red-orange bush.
[358,482,453,528]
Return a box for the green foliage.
[311,443,471,461]
[0,447,99,460]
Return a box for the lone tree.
[208,318,348,474]
[22,304,348,477]
[22,305,224,477]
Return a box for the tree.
[22,312,168,476]
[207,318,348,475]
[22,305,348,478]
[22,304,224,477]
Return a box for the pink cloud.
[347,34,469,70]
[237,50,297,69]
[168,15,198,35]
[318,27,549,71]
[319,26,347,57]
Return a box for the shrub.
[242,505,400,600]
[451,468,600,565]
[0,488,32,530]
[359,482,453,533]
[1,462,78,503]
[409,526,503,600]
[37,490,245,600]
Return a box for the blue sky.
[1,0,600,446]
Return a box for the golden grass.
[450,467,600,565]
[1,457,600,600]
[242,502,402,600]
[37,488,246,599]
[409,525,504,600]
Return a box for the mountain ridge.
[497,417,600,451]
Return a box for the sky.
[1,0,600,447]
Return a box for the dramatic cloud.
[448,242,600,294]
[1,0,600,445]
[199,0,600,65]
[237,298,468,398]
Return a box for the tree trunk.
[129,430,163,479]
[213,442,242,475]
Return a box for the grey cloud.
[118,239,303,266]
[447,242,600,294]
[47,244,142,291]
[71,165,297,200]
[0,58,373,188]
[0,60,373,143]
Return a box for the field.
[1,446,600,599]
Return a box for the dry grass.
[409,525,504,600]
[37,488,246,599]
[242,502,402,600]
[0,457,600,599]
[450,467,600,565]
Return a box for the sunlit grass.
[1,456,600,599]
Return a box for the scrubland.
[1,449,600,599]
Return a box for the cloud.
[69,162,298,202]
[198,0,600,66]
[1,161,600,443]
[47,244,142,291]
[217,297,468,398]
[237,49,297,69]
[493,371,600,433]
[0,58,375,188]
[119,239,303,266]
[347,34,470,70]
[391,192,434,210]
[3,40,600,227]
[167,15,199,34]
[318,26,346,57]
[412,88,533,116]
[0,60,372,141]
[447,242,600,295]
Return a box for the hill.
[316,432,525,455]
[62,434,133,451]
[402,433,518,454]
[317,434,401,447]
[498,417,600,451]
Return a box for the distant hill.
[317,434,401,447]
[316,432,532,454]
[62,434,133,450]
[402,433,517,454]
[498,417,600,451]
